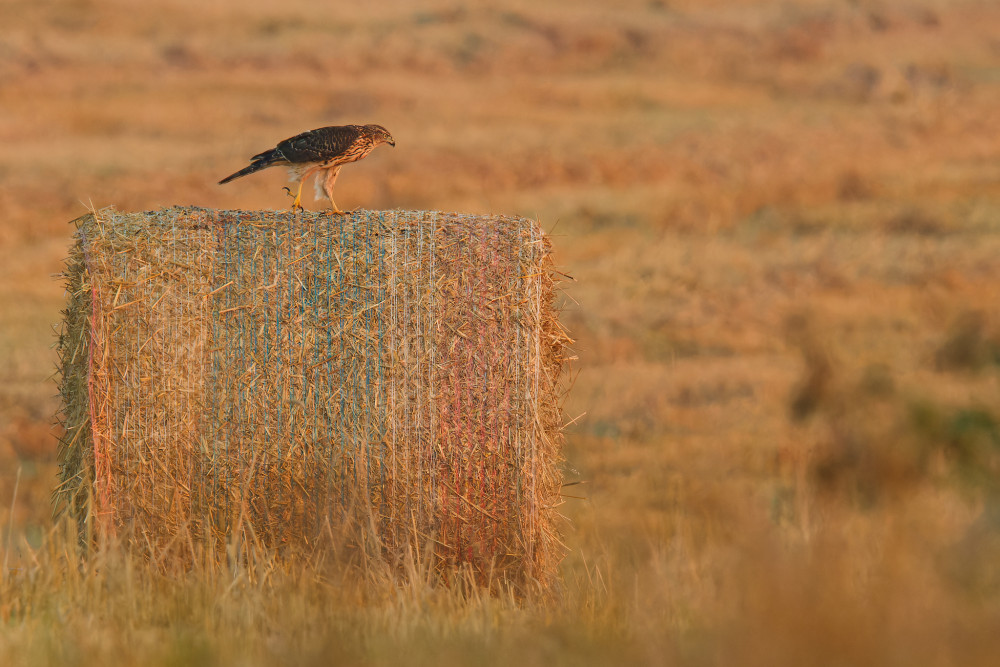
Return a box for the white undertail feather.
[314,167,341,203]
[313,173,325,201]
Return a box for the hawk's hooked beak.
[388,139,396,147]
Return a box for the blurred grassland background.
[2,0,1000,664]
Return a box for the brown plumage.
[219,124,395,214]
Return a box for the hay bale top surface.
[74,205,545,239]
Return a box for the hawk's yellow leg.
[289,165,325,212]
[291,181,305,212]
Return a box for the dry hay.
[56,206,572,594]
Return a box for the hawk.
[219,124,395,214]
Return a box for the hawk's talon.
[283,186,304,212]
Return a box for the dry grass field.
[2,0,1000,664]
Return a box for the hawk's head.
[365,124,396,147]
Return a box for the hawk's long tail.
[218,149,284,185]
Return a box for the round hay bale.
[55,206,571,593]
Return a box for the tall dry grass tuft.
[0,518,631,666]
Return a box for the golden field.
[2,0,1000,664]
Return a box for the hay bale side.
[56,206,571,593]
